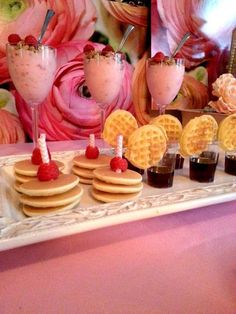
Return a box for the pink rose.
[209,74,236,114]
[0,0,97,83]
[15,41,134,140]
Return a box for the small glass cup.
[189,143,219,183]
[225,151,236,176]
[175,153,184,169]
[147,144,177,188]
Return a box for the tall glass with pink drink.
[146,52,185,115]
[83,45,125,136]
[7,39,56,145]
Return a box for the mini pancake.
[14,181,22,193]
[92,188,142,203]
[20,185,83,208]
[22,198,81,217]
[72,165,94,179]
[14,159,65,176]
[73,154,111,169]
[93,178,143,194]
[93,167,142,186]
[79,177,93,185]
[19,174,79,196]
[15,172,35,183]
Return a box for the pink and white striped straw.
[38,133,49,164]
[89,134,95,147]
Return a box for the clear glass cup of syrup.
[225,151,236,176]
[147,144,178,188]
[189,143,219,183]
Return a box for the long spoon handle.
[117,25,135,51]
[38,9,55,44]
[171,32,191,57]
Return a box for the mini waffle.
[102,109,138,147]
[180,115,218,157]
[125,124,167,169]
[218,113,236,151]
[150,114,182,142]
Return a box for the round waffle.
[218,113,236,151]
[150,114,182,142]
[125,124,167,169]
[180,115,218,157]
[102,109,138,147]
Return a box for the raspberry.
[110,156,128,172]
[31,147,51,165]
[174,52,182,59]
[37,161,60,181]
[101,44,114,55]
[85,145,99,159]
[8,34,21,45]
[83,44,95,53]
[152,51,165,62]
[24,35,38,47]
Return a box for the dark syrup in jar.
[189,151,218,183]
[147,166,174,188]
[225,155,236,176]
[175,153,184,169]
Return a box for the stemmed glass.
[83,50,125,137]
[146,57,185,115]
[6,43,57,146]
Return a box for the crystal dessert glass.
[146,57,185,115]
[84,50,125,136]
[6,43,57,146]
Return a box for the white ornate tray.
[0,150,236,251]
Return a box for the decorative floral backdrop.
[0,0,149,143]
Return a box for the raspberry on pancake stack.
[72,134,111,184]
[92,135,143,203]
[14,145,64,192]
[18,134,83,217]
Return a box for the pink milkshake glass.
[146,57,185,115]
[84,51,125,137]
[6,43,57,146]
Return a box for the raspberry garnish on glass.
[83,44,95,54]
[8,34,21,45]
[85,134,99,159]
[37,134,59,181]
[110,134,128,173]
[24,35,38,47]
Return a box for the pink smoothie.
[7,44,56,105]
[84,53,124,104]
[146,61,185,106]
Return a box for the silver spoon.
[171,32,191,57]
[38,9,55,44]
[117,25,135,51]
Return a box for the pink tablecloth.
[1,142,236,314]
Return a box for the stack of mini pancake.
[72,154,112,184]
[18,174,83,216]
[14,159,65,192]
[92,166,143,203]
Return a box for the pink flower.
[0,0,97,83]
[209,74,236,114]
[15,41,134,140]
